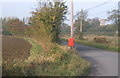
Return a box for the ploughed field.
[2,36,32,76]
[2,36,32,63]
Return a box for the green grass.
[24,38,42,62]
[62,38,118,52]
[25,38,90,76]
[3,37,90,76]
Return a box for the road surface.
[62,41,118,76]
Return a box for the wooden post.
[70,0,74,38]
[80,9,82,33]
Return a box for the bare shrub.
[83,36,88,40]
[94,36,109,44]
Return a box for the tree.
[107,9,119,24]
[2,18,12,35]
[60,23,70,36]
[107,9,120,36]
[2,17,26,36]
[74,9,88,39]
[90,17,100,27]
[31,1,67,43]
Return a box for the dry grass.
[84,35,118,48]
[3,37,90,76]
[62,35,118,50]
[25,38,90,76]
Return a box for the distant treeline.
[1,17,28,36]
[60,9,119,37]
[60,22,118,36]
[1,8,119,37]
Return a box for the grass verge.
[25,38,90,76]
[3,37,90,76]
[62,38,118,52]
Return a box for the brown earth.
[2,36,32,62]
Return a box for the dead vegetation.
[2,36,32,76]
[93,36,109,44]
[2,36,32,62]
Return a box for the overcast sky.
[0,0,119,25]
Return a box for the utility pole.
[70,0,74,38]
[80,9,83,33]
[68,0,74,48]
[80,16,82,33]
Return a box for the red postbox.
[68,38,74,47]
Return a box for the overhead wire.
[67,0,117,20]
[86,0,113,11]
[88,6,117,16]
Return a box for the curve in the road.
[62,41,118,76]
